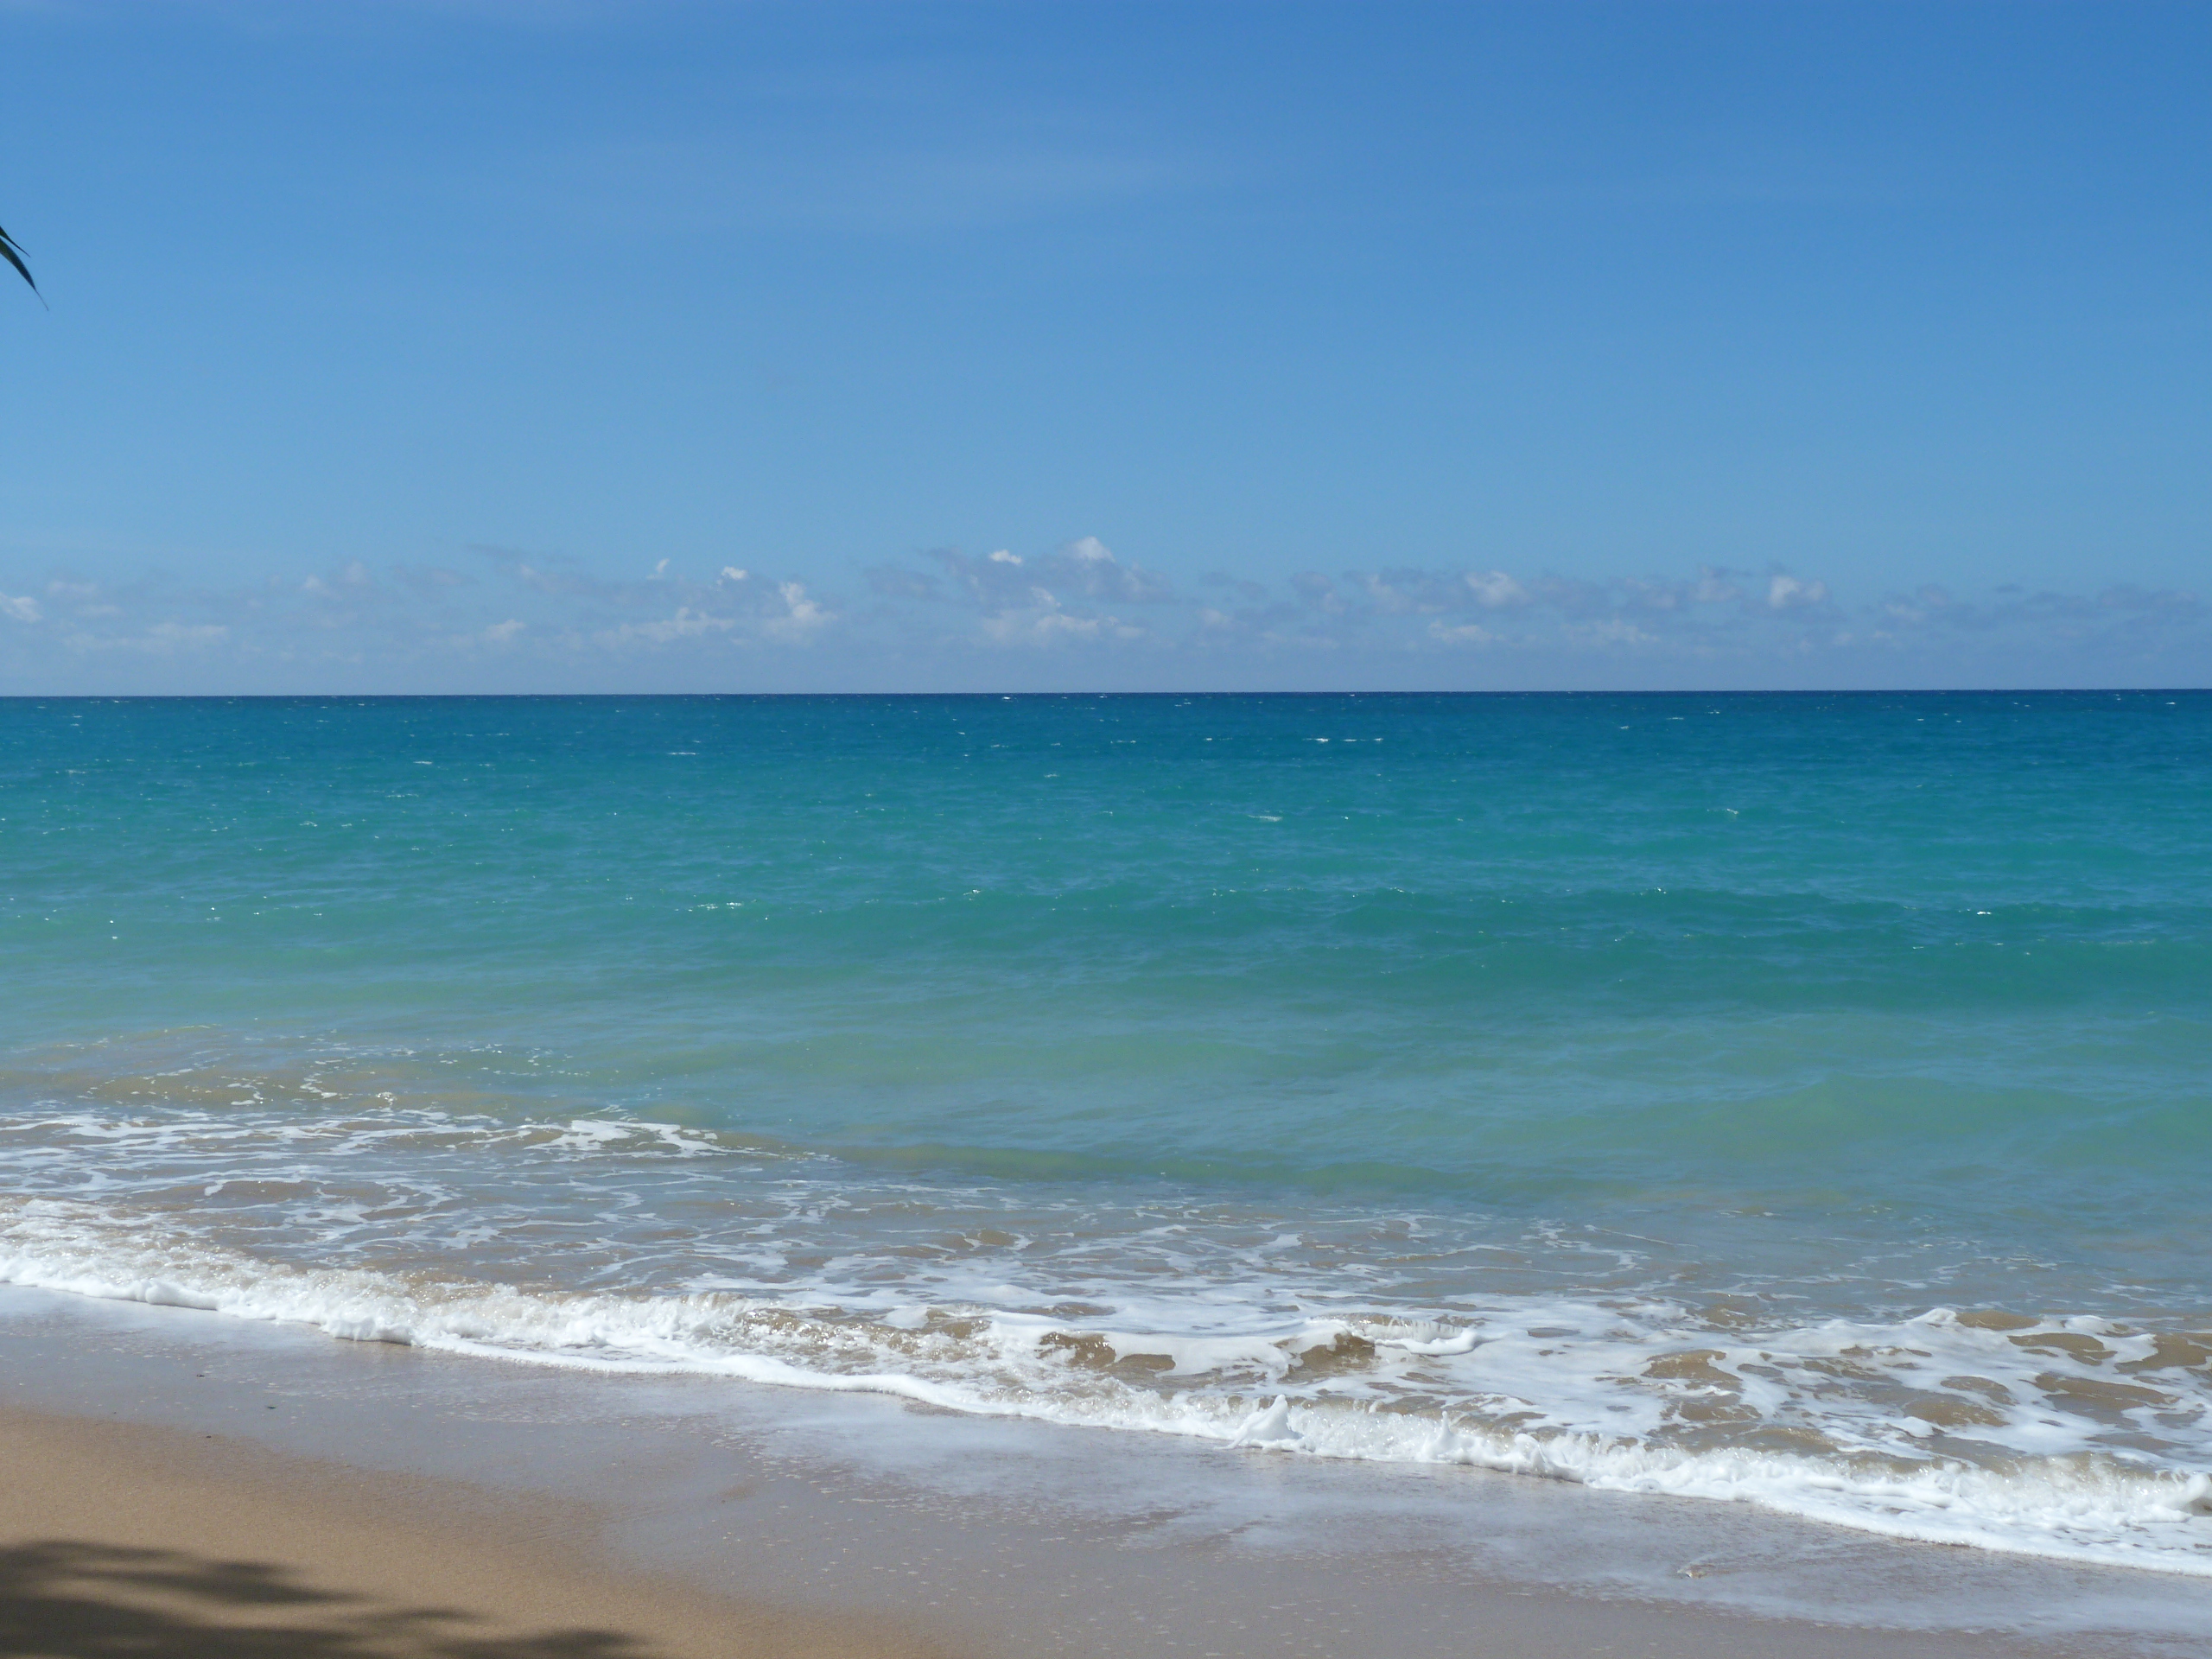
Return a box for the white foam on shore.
[3,1193,2209,1579]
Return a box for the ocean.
[3,691,2207,1578]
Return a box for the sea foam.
[4,1192,2208,1578]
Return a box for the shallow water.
[3,692,2208,1573]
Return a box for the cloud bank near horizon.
[2,537,2203,693]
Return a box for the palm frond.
[1,224,41,300]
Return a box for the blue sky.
[3,0,2208,691]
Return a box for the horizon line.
[3,687,2206,702]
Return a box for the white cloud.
[1573,618,1658,646]
[1464,570,1529,608]
[982,607,1109,644]
[972,575,1147,645]
[761,581,834,640]
[1430,620,1497,645]
[597,607,735,648]
[301,561,373,599]
[1358,574,1422,614]
[6,539,2204,690]
[900,539,1172,614]
[1768,574,1829,610]
[66,620,230,654]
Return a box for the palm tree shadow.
[0,1539,671,1657]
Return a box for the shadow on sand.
[0,1539,667,1658]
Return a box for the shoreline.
[3,1282,2204,1658]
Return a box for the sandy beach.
[0,1398,1998,1659]
[0,1403,944,1659]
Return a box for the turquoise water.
[3,693,2209,1569]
